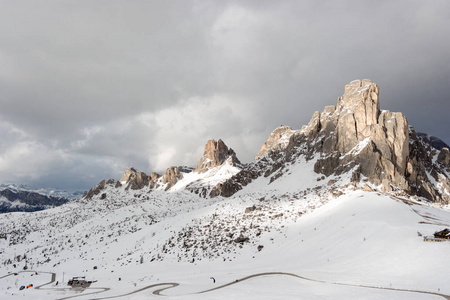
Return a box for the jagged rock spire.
[302,79,410,192]
[118,167,160,190]
[195,139,241,173]
[335,79,381,153]
[119,167,138,183]
[219,79,448,203]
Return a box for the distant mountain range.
[0,184,82,213]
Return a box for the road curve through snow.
[94,271,450,299]
[3,270,449,299]
[167,272,450,300]
[0,270,110,300]
[94,283,179,299]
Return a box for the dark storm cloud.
[0,0,449,190]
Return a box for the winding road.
[2,270,449,299]
[197,272,450,299]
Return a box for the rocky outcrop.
[162,167,183,190]
[289,80,413,194]
[438,148,450,167]
[85,180,106,199]
[117,167,160,190]
[335,79,380,153]
[417,133,450,150]
[406,130,450,202]
[303,80,447,200]
[216,79,449,203]
[256,126,297,159]
[127,172,150,190]
[118,168,154,190]
[83,140,241,198]
[81,80,448,204]
[195,139,241,173]
[119,168,138,183]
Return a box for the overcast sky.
[0,0,449,191]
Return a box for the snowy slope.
[1,150,450,300]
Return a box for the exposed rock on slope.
[195,139,241,173]
[217,79,449,204]
[118,167,159,190]
[162,167,183,190]
[417,132,450,150]
[82,79,448,204]
[85,139,242,198]
[255,126,297,159]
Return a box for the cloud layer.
[1,1,449,190]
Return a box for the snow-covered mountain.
[1,80,449,300]
[0,184,81,213]
[0,184,83,200]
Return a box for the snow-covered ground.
[1,189,449,300]
[1,156,449,299]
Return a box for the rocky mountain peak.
[119,167,138,183]
[80,79,448,204]
[162,167,183,190]
[296,79,409,193]
[194,139,241,173]
[216,79,449,204]
[115,167,160,191]
[255,126,297,160]
[338,79,379,113]
[335,79,381,153]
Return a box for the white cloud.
[144,94,265,172]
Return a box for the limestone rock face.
[82,79,448,204]
[150,172,160,182]
[162,167,183,190]
[216,79,449,203]
[336,79,380,153]
[372,111,410,190]
[310,79,411,193]
[119,168,138,183]
[195,139,241,173]
[128,172,150,190]
[118,167,159,190]
[85,180,107,199]
[256,126,297,159]
[438,148,450,167]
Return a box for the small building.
[67,277,96,288]
[434,228,450,239]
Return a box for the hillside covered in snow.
[0,184,81,214]
[1,80,449,300]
